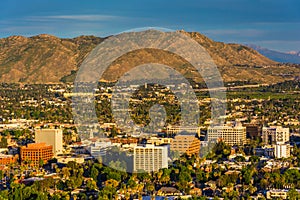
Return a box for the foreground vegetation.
[0,141,300,199]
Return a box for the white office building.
[207,122,246,146]
[275,143,291,158]
[87,141,112,158]
[133,144,168,173]
[35,128,63,156]
[262,126,289,145]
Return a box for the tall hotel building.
[35,128,63,156]
[207,123,246,146]
[20,143,53,166]
[133,144,168,173]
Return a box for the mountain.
[247,44,300,64]
[287,51,300,57]
[0,31,299,84]
[0,34,104,83]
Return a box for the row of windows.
[135,158,162,161]
[135,150,163,152]
[22,153,52,157]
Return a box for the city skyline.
[0,1,300,199]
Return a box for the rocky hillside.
[0,31,299,84]
[181,31,276,67]
[0,34,103,83]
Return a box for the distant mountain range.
[287,51,300,57]
[0,31,299,84]
[246,44,300,64]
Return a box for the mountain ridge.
[0,31,299,84]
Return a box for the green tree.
[90,165,99,181]
[0,170,3,180]
[288,188,300,200]
[86,179,98,191]
[0,137,7,148]
[39,159,44,168]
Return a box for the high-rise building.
[170,134,200,156]
[262,126,289,145]
[20,143,53,166]
[207,122,246,146]
[133,144,168,173]
[35,128,63,156]
[275,143,291,158]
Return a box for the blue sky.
[1,0,299,52]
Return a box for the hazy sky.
[1,0,299,52]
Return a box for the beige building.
[166,125,201,137]
[266,189,288,199]
[207,123,246,146]
[262,126,289,145]
[57,156,85,164]
[147,137,173,146]
[170,135,200,156]
[133,144,168,173]
[35,128,63,156]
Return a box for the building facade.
[170,135,200,156]
[244,123,262,140]
[262,126,289,145]
[274,143,291,158]
[266,189,288,199]
[207,123,246,146]
[254,146,275,157]
[147,137,173,146]
[133,144,168,173]
[166,126,201,137]
[87,141,112,158]
[20,143,53,166]
[0,154,18,165]
[35,128,63,156]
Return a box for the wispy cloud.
[25,14,125,22]
[0,13,138,38]
[46,14,120,21]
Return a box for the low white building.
[255,143,291,159]
[266,189,289,199]
[57,156,85,164]
[87,141,112,158]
